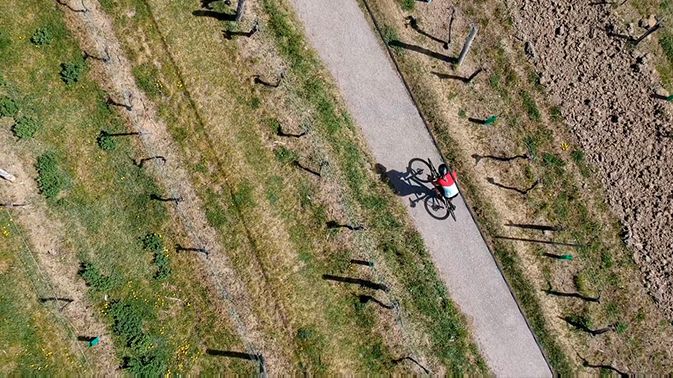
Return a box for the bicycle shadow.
[375,163,433,208]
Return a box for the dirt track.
[508,1,673,317]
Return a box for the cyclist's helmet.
[438,164,449,176]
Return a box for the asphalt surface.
[288,0,552,375]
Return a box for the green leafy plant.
[12,116,40,139]
[108,299,168,375]
[59,60,86,85]
[0,96,19,117]
[400,0,415,12]
[97,131,117,151]
[35,151,68,198]
[141,233,171,280]
[30,28,53,46]
[78,261,115,291]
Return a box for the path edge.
[356,0,554,373]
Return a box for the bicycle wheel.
[408,158,434,183]
[424,194,450,220]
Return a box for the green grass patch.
[0,95,19,117]
[12,116,41,139]
[30,27,53,46]
[59,59,86,85]
[78,261,117,291]
[133,64,163,98]
[521,91,541,122]
[400,0,415,11]
[35,151,68,199]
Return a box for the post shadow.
[495,235,584,248]
[40,296,73,310]
[468,116,497,125]
[201,0,231,9]
[1,202,28,208]
[322,274,389,292]
[561,316,616,336]
[293,160,326,177]
[133,155,167,168]
[542,252,573,260]
[358,294,394,309]
[205,349,261,360]
[651,92,673,102]
[224,20,259,39]
[83,47,111,63]
[106,96,133,111]
[176,244,209,256]
[505,221,561,232]
[392,356,430,374]
[205,349,266,374]
[350,259,374,267]
[486,177,540,195]
[543,284,600,303]
[431,68,483,83]
[326,221,365,231]
[471,153,529,165]
[578,355,629,377]
[388,40,456,63]
[192,9,236,21]
[252,73,283,88]
[404,16,445,45]
[56,0,88,13]
[277,126,307,138]
[150,193,183,205]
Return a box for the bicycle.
[408,157,457,221]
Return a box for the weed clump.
[141,233,171,280]
[12,116,40,139]
[78,261,116,291]
[0,96,19,117]
[97,131,117,151]
[0,31,10,51]
[36,151,68,198]
[108,299,169,375]
[30,28,53,46]
[400,0,415,11]
[59,60,86,85]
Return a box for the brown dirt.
[508,0,673,319]
[0,130,118,373]
[55,0,290,372]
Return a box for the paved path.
[289,0,551,376]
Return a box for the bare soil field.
[510,0,673,320]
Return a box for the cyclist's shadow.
[375,163,433,208]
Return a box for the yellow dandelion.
[561,142,570,151]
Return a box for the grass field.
[0,1,252,374]
[1,0,489,374]
[93,0,487,372]
[364,0,673,373]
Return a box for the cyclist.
[434,164,458,209]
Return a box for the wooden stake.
[235,0,246,22]
[457,25,478,67]
[0,168,16,182]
